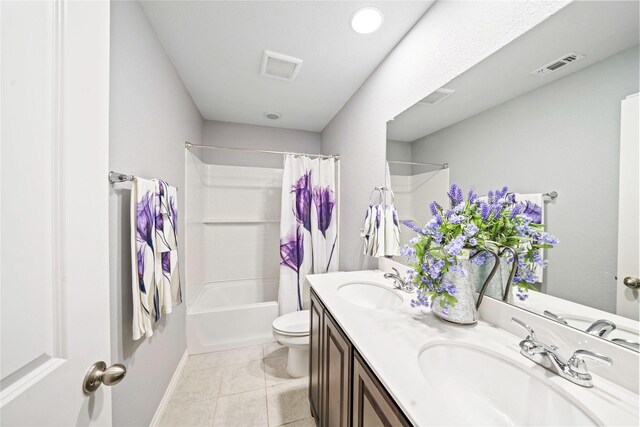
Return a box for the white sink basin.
[337,282,403,310]
[418,343,599,426]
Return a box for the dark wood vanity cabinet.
[352,354,411,427]
[309,289,411,427]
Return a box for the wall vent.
[260,50,303,81]
[531,52,585,77]
[418,88,455,105]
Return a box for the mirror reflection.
[385,1,639,350]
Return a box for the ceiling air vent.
[418,88,455,106]
[531,52,585,77]
[260,50,303,81]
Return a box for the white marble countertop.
[307,270,640,426]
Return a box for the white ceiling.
[140,1,434,132]
[387,1,640,142]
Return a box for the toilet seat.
[272,310,310,337]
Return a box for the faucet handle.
[568,349,613,374]
[511,317,536,340]
[391,267,400,276]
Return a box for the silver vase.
[431,259,478,324]
[431,247,502,325]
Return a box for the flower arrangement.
[401,184,558,311]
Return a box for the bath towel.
[155,180,182,314]
[514,193,545,282]
[131,178,158,340]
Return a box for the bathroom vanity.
[307,270,640,427]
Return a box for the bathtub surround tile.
[160,398,216,427]
[219,360,266,396]
[263,341,287,359]
[213,388,268,427]
[171,365,223,404]
[266,380,312,426]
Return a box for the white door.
[1,1,113,425]
[616,93,640,320]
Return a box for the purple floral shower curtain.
[279,155,338,314]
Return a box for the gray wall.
[321,0,568,271]
[412,46,639,312]
[386,140,412,176]
[109,2,202,426]
[201,120,321,168]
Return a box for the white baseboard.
[149,349,189,427]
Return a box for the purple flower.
[515,287,529,301]
[468,189,479,204]
[280,226,304,272]
[480,202,491,221]
[510,202,523,218]
[429,201,442,217]
[137,248,146,293]
[519,201,542,224]
[410,288,431,308]
[464,223,479,237]
[162,252,171,273]
[487,191,494,205]
[447,184,464,207]
[292,172,312,232]
[312,186,335,238]
[137,192,155,249]
[444,235,465,256]
[442,278,457,295]
[449,214,465,224]
[401,220,428,236]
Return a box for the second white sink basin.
[418,343,599,426]
[337,282,402,310]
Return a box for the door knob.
[623,276,640,289]
[82,361,126,395]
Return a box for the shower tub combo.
[187,277,279,354]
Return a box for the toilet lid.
[273,310,310,336]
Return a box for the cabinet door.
[322,313,352,427]
[352,353,411,427]
[309,290,324,420]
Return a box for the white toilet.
[272,310,310,378]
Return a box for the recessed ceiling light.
[264,112,282,120]
[350,7,384,34]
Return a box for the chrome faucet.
[383,268,414,293]
[586,319,617,338]
[511,318,612,387]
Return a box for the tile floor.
[160,342,315,427]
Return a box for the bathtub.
[187,277,279,354]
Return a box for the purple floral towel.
[131,178,182,340]
[131,178,157,340]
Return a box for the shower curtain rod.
[387,159,448,169]
[185,142,340,160]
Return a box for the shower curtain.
[279,155,338,314]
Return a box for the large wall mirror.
[385,1,639,351]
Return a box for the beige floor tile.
[170,365,223,404]
[213,388,268,427]
[219,360,266,396]
[266,380,311,427]
[210,345,265,366]
[159,398,216,427]
[263,341,287,359]
[275,417,317,427]
[263,356,305,387]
